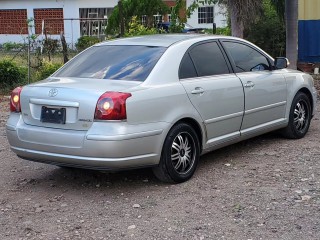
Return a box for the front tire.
[153,123,200,183]
[282,92,311,139]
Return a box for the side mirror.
[274,57,289,69]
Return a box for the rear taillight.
[10,86,22,112]
[94,92,132,120]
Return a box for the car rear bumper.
[6,113,169,170]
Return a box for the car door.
[221,40,287,136]
[179,41,244,146]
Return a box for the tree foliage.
[125,16,158,37]
[270,0,285,21]
[246,0,285,57]
[106,0,169,35]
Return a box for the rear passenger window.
[189,42,230,77]
[179,53,197,79]
[223,41,271,72]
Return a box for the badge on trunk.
[48,88,58,97]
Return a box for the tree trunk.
[60,32,69,64]
[228,0,244,38]
[285,0,298,69]
[118,0,125,36]
[146,15,154,28]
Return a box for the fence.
[41,18,109,49]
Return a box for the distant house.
[0,0,227,45]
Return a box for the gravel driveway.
[1,95,320,240]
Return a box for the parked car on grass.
[157,22,205,33]
[6,35,317,183]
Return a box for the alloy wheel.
[293,100,309,132]
[171,132,196,175]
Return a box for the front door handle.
[244,81,255,88]
[191,87,204,95]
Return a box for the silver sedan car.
[6,35,317,183]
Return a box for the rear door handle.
[244,81,255,88]
[191,87,204,94]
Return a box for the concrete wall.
[0,0,117,45]
[0,0,227,45]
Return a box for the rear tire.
[152,123,200,183]
[281,92,311,139]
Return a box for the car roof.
[96,34,238,47]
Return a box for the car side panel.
[237,70,287,134]
[282,70,317,118]
[125,82,206,152]
[181,74,244,146]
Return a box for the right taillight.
[94,92,132,120]
[10,86,22,112]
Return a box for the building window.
[198,6,214,24]
[153,14,163,25]
[0,9,28,34]
[141,15,147,26]
[34,8,64,34]
[79,8,112,37]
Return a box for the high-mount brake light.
[10,87,23,112]
[94,92,132,120]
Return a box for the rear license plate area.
[40,106,66,124]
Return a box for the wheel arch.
[297,87,314,113]
[174,117,204,152]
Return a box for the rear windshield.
[54,45,167,81]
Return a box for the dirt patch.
[1,96,320,239]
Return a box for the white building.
[186,0,227,29]
[0,0,227,45]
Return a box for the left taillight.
[94,92,132,120]
[10,86,22,112]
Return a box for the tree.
[106,0,169,35]
[188,0,263,38]
[285,0,298,69]
[270,0,298,69]
[246,0,285,57]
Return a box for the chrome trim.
[86,129,163,141]
[204,112,243,124]
[29,98,80,107]
[180,73,238,82]
[245,101,286,115]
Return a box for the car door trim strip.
[204,112,244,124]
[245,101,286,115]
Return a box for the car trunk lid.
[20,77,141,130]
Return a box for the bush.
[2,42,26,51]
[125,16,157,37]
[204,27,231,36]
[35,61,63,80]
[42,38,60,55]
[75,36,100,51]
[0,59,27,91]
